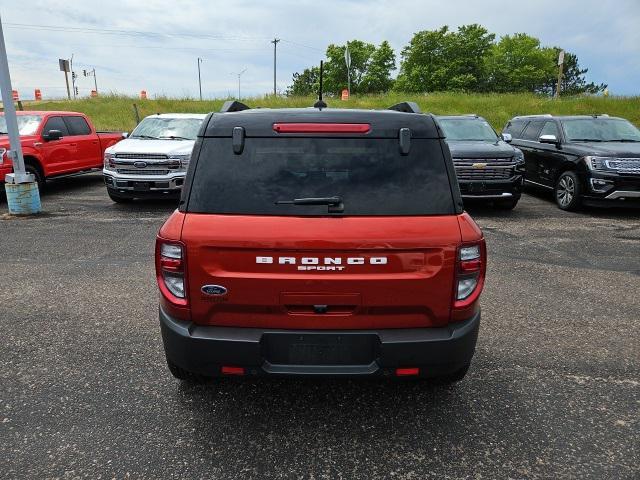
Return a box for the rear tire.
[107,189,134,204]
[433,363,470,385]
[495,194,520,210]
[555,171,581,211]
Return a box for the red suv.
[156,101,486,383]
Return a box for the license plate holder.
[262,333,378,366]
[133,181,151,191]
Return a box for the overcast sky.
[2,0,639,100]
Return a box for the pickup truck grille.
[453,157,516,181]
[115,153,168,160]
[116,168,170,176]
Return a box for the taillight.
[454,242,486,309]
[156,238,188,307]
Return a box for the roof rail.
[220,100,251,113]
[513,114,553,119]
[388,101,421,114]
[593,113,609,117]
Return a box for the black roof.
[201,107,443,139]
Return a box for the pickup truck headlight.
[168,154,191,170]
[103,152,116,171]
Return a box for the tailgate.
[182,214,461,329]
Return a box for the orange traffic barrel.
[34,89,42,101]
[12,90,19,101]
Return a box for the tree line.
[287,24,606,97]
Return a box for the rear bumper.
[160,307,480,378]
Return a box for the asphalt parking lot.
[1,173,639,479]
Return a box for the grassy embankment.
[15,92,640,132]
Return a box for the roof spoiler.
[388,101,421,114]
[220,100,251,113]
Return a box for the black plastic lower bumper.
[458,176,523,199]
[160,308,480,378]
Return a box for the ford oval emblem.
[201,285,228,296]
[133,161,147,168]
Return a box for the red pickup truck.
[0,111,124,187]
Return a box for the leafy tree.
[286,66,320,96]
[360,41,396,93]
[287,40,396,96]
[483,34,557,93]
[395,24,495,92]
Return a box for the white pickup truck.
[102,113,206,202]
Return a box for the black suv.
[437,115,525,209]
[503,114,640,210]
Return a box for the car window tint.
[539,121,560,139]
[42,116,70,136]
[187,137,455,216]
[504,119,526,138]
[521,121,544,141]
[63,116,91,136]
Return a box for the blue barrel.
[4,181,42,215]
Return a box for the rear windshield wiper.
[275,196,344,213]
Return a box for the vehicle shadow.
[523,185,640,219]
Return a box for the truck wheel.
[107,189,133,204]
[166,359,208,383]
[25,163,45,191]
[433,363,470,385]
[495,194,520,210]
[555,171,581,211]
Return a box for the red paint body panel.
[177,213,472,329]
[0,111,123,179]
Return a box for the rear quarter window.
[186,137,456,216]
[63,116,92,136]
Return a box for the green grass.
[17,92,640,132]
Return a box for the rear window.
[186,137,455,216]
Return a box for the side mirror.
[501,133,512,143]
[539,134,559,145]
[43,129,63,141]
[122,132,129,139]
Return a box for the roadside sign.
[557,50,565,66]
[344,47,351,69]
[58,58,70,72]
[341,89,349,101]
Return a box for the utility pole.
[271,38,280,96]
[0,14,41,214]
[555,49,565,99]
[344,43,351,97]
[197,57,203,101]
[234,68,247,100]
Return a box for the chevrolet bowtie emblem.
[472,162,487,169]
